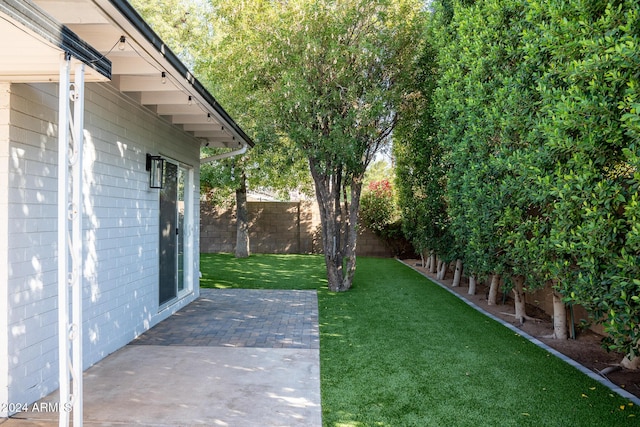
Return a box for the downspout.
[200,142,248,164]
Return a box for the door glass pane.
[177,167,185,292]
[159,161,178,305]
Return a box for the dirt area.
[401,259,640,400]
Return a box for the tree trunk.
[437,260,447,280]
[468,275,476,295]
[552,291,568,340]
[429,253,436,274]
[622,356,640,370]
[234,172,250,258]
[343,178,362,290]
[309,158,363,292]
[452,259,463,287]
[512,275,527,324]
[488,274,500,306]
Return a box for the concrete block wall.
[201,204,236,253]
[1,82,201,412]
[527,283,605,336]
[201,200,393,257]
[356,227,394,258]
[201,201,315,254]
[249,202,307,254]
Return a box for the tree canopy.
[132,0,313,205]
[202,0,426,290]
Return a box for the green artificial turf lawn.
[200,253,640,426]
[200,252,327,289]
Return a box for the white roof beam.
[193,130,233,139]
[183,124,225,132]
[116,75,175,92]
[170,114,223,125]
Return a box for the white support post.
[71,62,85,427]
[57,54,85,427]
[57,53,71,427]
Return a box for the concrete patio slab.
[1,289,321,427]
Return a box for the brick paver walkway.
[131,289,319,349]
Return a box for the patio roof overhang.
[0,0,253,150]
[0,2,253,424]
[0,0,111,81]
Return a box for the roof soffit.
[0,0,111,82]
[29,0,250,149]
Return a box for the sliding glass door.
[158,160,191,306]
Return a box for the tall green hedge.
[396,0,640,360]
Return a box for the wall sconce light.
[146,153,165,189]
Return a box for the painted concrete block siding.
[5,83,60,408]
[0,83,10,416]
[3,82,201,410]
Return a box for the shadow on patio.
[3,289,321,427]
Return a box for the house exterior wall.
[1,82,201,412]
[0,83,10,415]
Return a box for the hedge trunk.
[452,259,463,287]
[512,275,527,324]
[487,274,500,306]
[468,275,476,295]
[552,291,568,340]
[429,253,437,274]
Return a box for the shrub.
[360,179,398,235]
